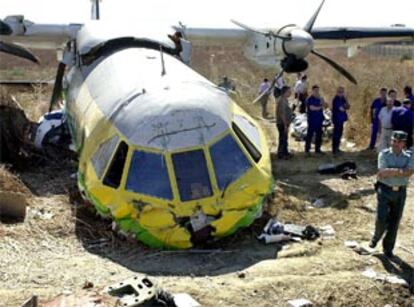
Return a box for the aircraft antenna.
[160,45,166,76]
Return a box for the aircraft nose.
[283,29,314,59]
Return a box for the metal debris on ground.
[311,198,326,208]
[287,298,313,307]
[21,295,38,307]
[173,293,201,307]
[258,219,320,244]
[319,225,336,239]
[105,275,157,306]
[30,208,54,220]
[317,161,357,180]
[361,268,409,287]
[344,241,375,255]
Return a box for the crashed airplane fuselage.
[57,24,273,249]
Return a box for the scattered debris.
[42,290,114,307]
[311,198,326,208]
[345,241,374,255]
[30,208,54,220]
[0,191,27,222]
[288,298,313,307]
[258,219,320,244]
[237,272,246,279]
[317,161,357,180]
[105,275,157,306]
[319,225,336,239]
[361,268,409,287]
[82,281,94,289]
[173,293,201,307]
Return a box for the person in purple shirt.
[368,88,387,150]
[305,85,327,154]
[331,86,350,154]
[391,99,413,148]
[403,85,414,110]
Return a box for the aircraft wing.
[312,26,414,49]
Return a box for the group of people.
[258,74,414,260]
[259,74,351,159]
[368,86,414,152]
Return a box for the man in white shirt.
[294,74,308,113]
[258,78,271,118]
[378,98,395,151]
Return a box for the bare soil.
[0,44,414,307]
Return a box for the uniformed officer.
[369,131,414,258]
[305,85,327,155]
[331,86,350,154]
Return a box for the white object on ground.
[173,293,201,307]
[344,240,359,248]
[361,268,409,287]
[320,225,335,239]
[312,199,325,208]
[288,298,313,307]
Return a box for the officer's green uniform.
[371,131,414,255]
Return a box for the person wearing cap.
[391,99,413,149]
[276,86,293,159]
[378,98,395,152]
[369,130,414,258]
[331,86,350,155]
[305,85,327,155]
[368,88,387,150]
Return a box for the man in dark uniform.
[403,85,414,110]
[368,88,387,150]
[305,85,326,155]
[331,86,350,154]
[391,99,414,149]
[369,131,414,258]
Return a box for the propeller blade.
[311,49,357,84]
[303,0,325,33]
[49,62,66,112]
[0,41,39,63]
[0,20,12,35]
[252,70,284,104]
[231,19,291,40]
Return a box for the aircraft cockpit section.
[82,105,271,248]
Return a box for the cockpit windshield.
[210,134,251,190]
[172,149,213,201]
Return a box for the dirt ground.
[1,45,414,306]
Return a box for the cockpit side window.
[103,141,128,189]
[91,135,119,179]
[172,150,213,201]
[126,151,173,200]
[210,134,251,190]
[232,123,262,163]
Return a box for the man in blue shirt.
[391,99,413,149]
[331,86,350,154]
[369,131,414,258]
[305,85,327,154]
[403,85,414,110]
[368,88,387,150]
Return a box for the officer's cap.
[391,130,408,141]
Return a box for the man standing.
[391,99,414,149]
[305,85,327,155]
[369,131,414,258]
[368,88,387,150]
[403,85,414,109]
[276,86,293,159]
[331,86,350,154]
[258,78,271,118]
[378,98,395,152]
[388,89,401,107]
[294,74,308,114]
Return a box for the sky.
[1,0,414,29]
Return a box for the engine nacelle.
[281,56,308,73]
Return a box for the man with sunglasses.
[369,131,414,258]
